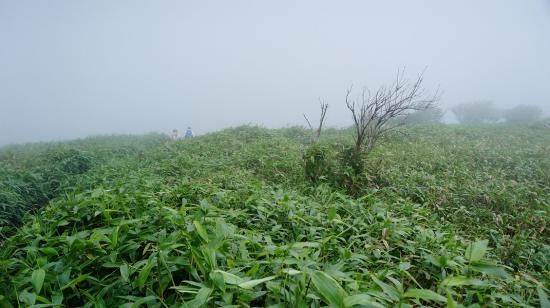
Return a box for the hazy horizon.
[1,1,550,146]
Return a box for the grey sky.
[1,0,549,145]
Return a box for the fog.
[1,0,549,146]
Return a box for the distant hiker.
[185,127,194,139]
[171,129,180,140]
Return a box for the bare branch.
[316,99,328,142]
[304,100,329,143]
[303,114,314,131]
[346,68,440,154]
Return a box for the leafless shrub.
[345,68,440,154]
[303,100,328,144]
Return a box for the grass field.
[0,124,549,307]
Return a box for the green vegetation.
[503,105,543,124]
[398,107,444,124]
[0,125,548,307]
[451,101,501,124]
[451,102,546,125]
[0,147,91,233]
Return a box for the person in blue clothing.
[185,127,194,138]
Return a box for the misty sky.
[1,1,550,145]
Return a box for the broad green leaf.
[162,206,178,215]
[470,262,510,279]
[110,226,119,248]
[115,218,143,226]
[344,294,385,307]
[441,276,485,287]
[61,274,90,290]
[31,269,45,294]
[18,291,36,306]
[447,294,458,308]
[291,242,320,249]
[201,246,217,270]
[131,296,157,307]
[238,276,276,289]
[465,240,488,262]
[171,285,200,294]
[245,262,260,276]
[185,287,212,308]
[120,264,129,282]
[328,206,337,220]
[56,220,69,227]
[210,271,226,292]
[39,247,58,256]
[193,220,209,242]
[537,286,550,308]
[28,304,57,308]
[311,271,347,308]
[137,257,156,290]
[399,262,411,271]
[52,292,63,305]
[282,268,302,275]
[371,276,400,301]
[35,294,51,304]
[212,270,244,285]
[403,288,446,302]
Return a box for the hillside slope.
[0,125,548,307]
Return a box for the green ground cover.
[0,124,548,307]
